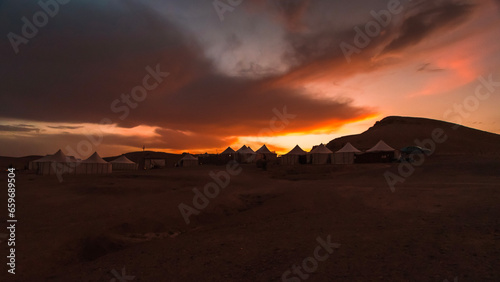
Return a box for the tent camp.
[76,152,112,174]
[255,145,277,161]
[309,144,334,164]
[110,155,138,171]
[178,154,199,167]
[236,145,256,163]
[30,149,76,175]
[281,145,307,165]
[357,140,396,163]
[334,142,361,164]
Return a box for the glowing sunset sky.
[1,0,500,157]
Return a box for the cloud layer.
[1,0,499,156]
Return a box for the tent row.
[29,150,138,175]
[289,140,396,165]
[217,140,395,165]
[219,145,277,164]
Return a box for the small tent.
[255,145,277,161]
[281,145,307,165]
[334,142,361,164]
[178,154,199,167]
[357,140,396,163]
[236,145,256,163]
[77,152,112,174]
[309,144,333,164]
[30,149,77,175]
[110,155,138,171]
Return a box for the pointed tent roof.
[83,152,109,163]
[285,145,307,155]
[336,142,361,153]
[110,155,136,164]
[220,147,235,154]
[33,149,69,162]
[236,145,248,152]
[310,144,333,154]
[181,154,198,160]
[237,145,256,154]
[256,145,273,154]
[52,149,69,162]
[367,140,395,152]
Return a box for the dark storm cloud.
[47,125,83,130]
[0,0,374,139]
[382,0,476,53]
[266,0,479,87]
[0,124,39,132]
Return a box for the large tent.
[334,142,361,164]
[255,145,277,161]
[357,140,396,163]
[309,144,334,164]
[281,145,307,165]
[30,149,76,175]
[110,155,138,171]
[236,145,256,163]
[178,154,199,167]
[76,152,112,174]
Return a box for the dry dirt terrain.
[1,154,499,281]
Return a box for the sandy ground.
[1,155,499,281]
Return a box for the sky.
[1,0,500,158]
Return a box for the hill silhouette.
[326,116,500,155]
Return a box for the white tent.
[110,155,138,171]
[255,145,277,161]
[334,142,361,164]
[30,149,77,175]
[309,144,333,164]
[236,145,256,163]
[367,140,395,152]
[178,154,198,167]
[76,152,112,174]
[281,145,307,165]
[357,140,397,163]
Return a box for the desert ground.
[1,154,500,281]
